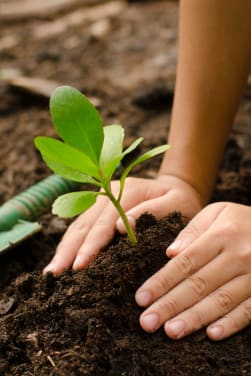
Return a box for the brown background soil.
[0,1,251,375]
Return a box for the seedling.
[35,86,170,244]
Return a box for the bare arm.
[44,0,251,277]
[160,0,251,205]
[136,0,251,341]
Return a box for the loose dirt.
[0,1,251,374]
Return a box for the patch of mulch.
[1,213,251,376]
[1,0,251,374]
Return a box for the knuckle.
[70,216,112,236]
[151,269,172,296]
[110,180,120,193]
[124,176,134,184]
[179,223,200,239]
[218,221,239,238]
[70,218,83,229]
[239,249,251,266]
[242,301,251,324]
[159,298,179,318]
[173,254,194,275]
[189,309,205,329]
[215,289,233,311]
[95,219,111,229]
[188,276,207,298]
[224,314,240,332]
[123,177,136,190]
[69,219,89,233]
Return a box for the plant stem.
[104,183,137,244]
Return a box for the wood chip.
[0,35,19,52]
[47,355,56,368]
[4,76,60,98]
[33,1,126,39]
[0,296,15,315]
[90,18,111,39]
[0,68,21,80]
[1,75,102,106]
[0,0,106,22]
[26,332,39,348]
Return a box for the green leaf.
[118,144,170,202]
[125,145,170,170]
[122,137,143,157]
[99,125,124,179]
[99,129,144,180]
[52,191,98,218]
[35,136,102,181]
[44,162,101,186]
[50,86,104,164]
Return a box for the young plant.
[34,86,170,244]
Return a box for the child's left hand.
[135,202,251,341]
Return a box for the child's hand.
[43,175,202,275]
[136,202,251,341]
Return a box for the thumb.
[116,195,186,234]
[166,202,226,258]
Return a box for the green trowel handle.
[0,175,79,231]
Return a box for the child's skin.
[44,0,251,341]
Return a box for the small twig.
[47,355,57,368]
[0,0,102,22]
[33,1,126,39]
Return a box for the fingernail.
[135,290,152,306]
[43,262,55,274]
[167,239,183,251]
[208,325,223,339]
[127,215,136,227]
[116,217,125,232]
[73,256,83,270]
[165,319,185,338]
[117,215,135,233]
[117,215,135,227]
[166,239,186,257]
[141,313,159,331]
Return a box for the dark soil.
[1,1,251,375]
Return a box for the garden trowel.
[0,175,79,254]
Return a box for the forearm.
[160,0,251,205]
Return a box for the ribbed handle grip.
[0,175,79,231]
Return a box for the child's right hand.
[43,174,203,275]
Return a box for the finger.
[43,195,109,275]
[207,288,251,340]
[73,183,155,269]
[166,202,227,257]
[164,274,251,340]
[72,199,122,270]
[136,226,224,309]
[115,181,167,234]
[116,185,202,234]
[138,252,238,333]
[116,194,173,234]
